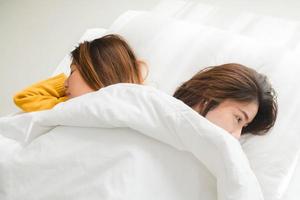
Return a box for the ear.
[192,101,204,113]
[137,60,148,84]
[192,99,210,116]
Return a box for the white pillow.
[105,10,300,200]
[107,11,286,94]
[153,0,300,49]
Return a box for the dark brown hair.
[71,34,144,90]
[173,63,278,135]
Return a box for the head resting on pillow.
[64,34,146,98]
[173,63,278,139]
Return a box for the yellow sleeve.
[13,73,69,112]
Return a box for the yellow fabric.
[13,73,69,112]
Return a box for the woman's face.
[64,64,95,99]
[194,99,258,139]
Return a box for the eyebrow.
[238,108,249,122]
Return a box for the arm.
[13,73,68,112]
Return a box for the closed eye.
[235,114,249,128]
[70,68,76,75]
[69,64,76,75]
[235,115,243,123]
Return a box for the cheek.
[68,76,81,94]
[68,73,94,97]
[68,76,76,90]
[205,109,233,133]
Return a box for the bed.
[1,1,300,200]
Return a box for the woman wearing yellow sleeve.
[13,34,145,112]
[13,73,68,112]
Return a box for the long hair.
[173,63,278,135]
[71,34,144,90]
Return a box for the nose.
[64,78,68,89]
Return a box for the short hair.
[173,63,278,135]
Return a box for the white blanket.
[0,84,263,200]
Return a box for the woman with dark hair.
[173,63,277,139]
[14,42,276,140]
[13,34,145,112]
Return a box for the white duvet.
[0,84,263,200]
